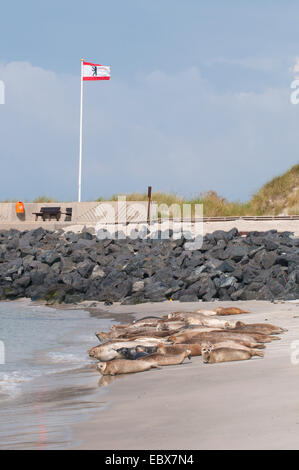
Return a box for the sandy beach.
[74,300,299,450]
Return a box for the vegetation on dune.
[249,164,299,216]
[97,165,299,217]
[103,191,251,217]
[0,198,18,203]
[1,165,299,216]
[189,191,251,217]
[0,196,58,204]
[32,196,58,203]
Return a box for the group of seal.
[89,307,286,376]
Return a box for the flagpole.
[78,59,84,202]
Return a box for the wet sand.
[0,300,119,450]
[74,300,299,450]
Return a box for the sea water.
[0,300,113,449]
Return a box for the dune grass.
[32,196,58,203]
[249,164,299,215]
[0,198,18,203]
[1,165,299,216]
[96,165,299,217]
[0,196,59,203]
[98,190,249,217]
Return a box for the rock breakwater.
[0,227,299,304]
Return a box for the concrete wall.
[0,201,155,225]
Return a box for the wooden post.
[147,186,152,223]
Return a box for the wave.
[0,370,41,399]
[46,351,92,365]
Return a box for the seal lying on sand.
[196,309,218,316]
[156,321,187,331]
[181,335,266,349]
[132,316,162,325]
[137,350,191,366]
[185,317,235,329]
[168,311,215,321]
[97,359,160,376]
[201,341,264,355]
[172,330,279,344]
[116,345,157,360]
[167,327,223,344]
[214,307,250,316]
[202,346,264,363]
[127,336,172,345]
[97,327,174,341]
[234,322,287,335]
[157,343,202,357]
[117,329,177,340]
[89,340,161,361]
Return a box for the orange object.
[16,201,25,214]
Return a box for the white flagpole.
[78,59,84,202]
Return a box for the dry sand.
[74,300,299,450]
[1,219,299,236]
[203,219,299,236]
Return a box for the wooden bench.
[33,207,62,221]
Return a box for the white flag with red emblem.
[78,59,111,202]
[82,61,111,81]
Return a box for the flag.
[82,61,111,81]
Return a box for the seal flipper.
[253,350,264,358]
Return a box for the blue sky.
[1,0,299,202]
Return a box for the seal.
[196,309,218,316]
[97,359,160,376]
[110,324,128,330]
[137,349,191,366]
[96,331,119,341]
[127,336,172,344]
[116,345,157,360]
[119,329,176,340]
[168,311,215,321]
[215,307,250,316]
[167,311,191,320]
[98,326,169,341]
[202,346,264,363]
[172,325,222,338]
[168,327,226,344]
[170,331,275,344]
[156,321,187,331]
[201,341,265,354]
[234,322,287,335]
[89,339,162,361]
[157,343,202,357]
[132,316,162,324]
[185,317,234,329]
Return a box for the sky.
[1,0,299,202]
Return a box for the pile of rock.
[0,226,299,304]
